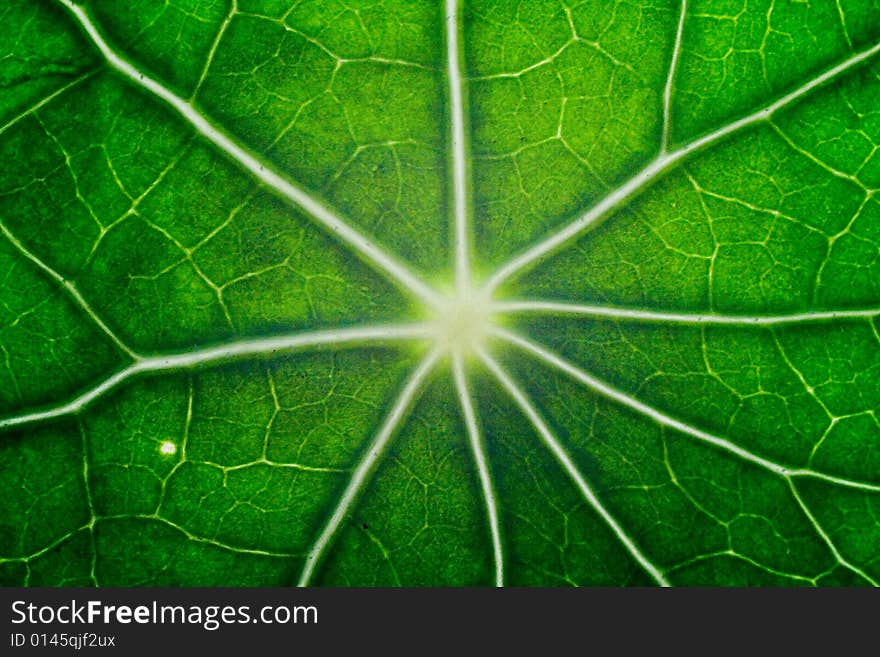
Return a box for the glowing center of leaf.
[433,289,491,354]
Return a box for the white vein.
[493,327,880,494]
[57,0,442,309]
[492,300,880,326]
[0,323,432,431]
[452,352,503,586]
[298,348,441,586]
[477,348,670,587]
[445,0,471,290]
[484,37,880,293]
[0,219,138,358]
[662,0,687,152]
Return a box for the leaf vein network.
[2,0,878,587]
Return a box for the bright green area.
[467,0,678,272]
[0,0,878,586]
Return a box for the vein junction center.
[432,289,492,354]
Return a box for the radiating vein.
[787,479,878,586]
[477,348,670,587]
[445,0,471,290]
[452,352,503,586]
[0,219,138,358]
[661,0,687,152]
[493,327,880,493]
[492,300,880,326]
[483,37,880,293]
[56,0,442,309]
[0,323,432,431]
[298,348,442,586]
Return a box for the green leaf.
[1,0,879,586]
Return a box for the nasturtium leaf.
[1,0,879,587]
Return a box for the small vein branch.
[0,70,98,137]
[100,513,300,559]
[191,0,237,99]
[0,219,137,359]
[662,0,687,152]
[787,479,879,586]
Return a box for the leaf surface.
[1,0,879,586]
